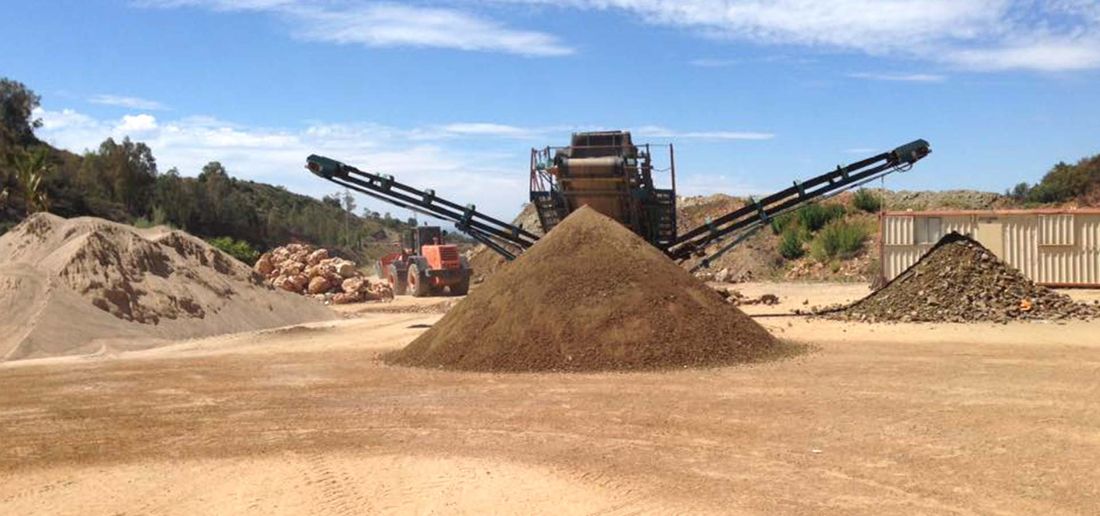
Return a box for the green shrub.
[852,188,882,213]
[769,212,795,235]
[778,228,805,259]
[207,236,260,264]
[797,203,846,232]
[811,220,869,261]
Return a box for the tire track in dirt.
[295,452,374,516]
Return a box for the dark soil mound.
[833,232,1099,323]
[386,206,777,372]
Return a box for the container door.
[976,222,1004,259]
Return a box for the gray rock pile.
[832,233,1099,323]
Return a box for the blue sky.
[3,0,1100,220]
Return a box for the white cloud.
[846,72,947,83]
[500,0,1100,71]
[946,39,1100,71]
[436,123,537,138]
[89,94,167,110]
[135,0,1100,70]
[117,114,159,133]
[138,0,572,57]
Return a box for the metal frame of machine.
[529,131,677,248]
[306,133,931,270]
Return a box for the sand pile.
[386,206,777,372]
[0,213,337,361]
[254,244,393,304]
[833,233,1099,323]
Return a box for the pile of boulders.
[254,243,393,304]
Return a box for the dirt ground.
[3,283,1100,514]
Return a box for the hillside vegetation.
[0,78,415,263]
[1008,154,1100,206]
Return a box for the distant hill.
[0,78,415,264]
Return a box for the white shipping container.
[879,209,1100,287]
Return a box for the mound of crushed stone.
[385,206,777,372]
[832,232,1099,323]
[0,213,337,361]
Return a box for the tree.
[11,146,53,213]
[340,189,356,246]
[92,137,157,212]
[198,161,228,182]
[0,78,42,147]
[341,190,356,214]
[322,194,342,209]
[153,167,195,229]
[196,161,233,230]
[1008,182,1031,201]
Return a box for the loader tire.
[408,263,431,298]
[450,274,470,296]
[389,264,407,296]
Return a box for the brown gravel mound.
[832,232,1099,323]
[0,213,337,361]
[386,206,777,372]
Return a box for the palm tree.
[11,147,52,213]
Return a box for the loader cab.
[405,226,444,254]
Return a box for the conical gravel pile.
[385,206,777,372]
[833,232,1099,323]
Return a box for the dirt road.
[2,284,1100,514]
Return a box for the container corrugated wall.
[1082,217,1100,284]
[882,212,1100,286]
[883,216,913,246]
[943,217,977,237]
[881,215,915,280]
[1034,215,1100,285]
[1002,216,1038,280]
[881,214,977,280]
